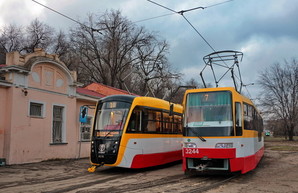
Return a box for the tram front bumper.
[182,148,236,172]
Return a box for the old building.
[0,49,131,165]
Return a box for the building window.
[80,116,92,141]
[52,105,65,143]
[29,101,45,118]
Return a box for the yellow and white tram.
[182,87,264,174]
[89,95,183,171]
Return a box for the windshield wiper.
[198,135,206,142]
[186,126,206,142]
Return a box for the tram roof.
[99,95,183,113]
[100,94,136,103]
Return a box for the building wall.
[0,50,98,165]
[7,88,79,164]
[0,87,8,160]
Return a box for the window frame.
[51,104,67,144]
[235,102,243,136]
[28,100,46,118]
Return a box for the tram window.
[243,104,248,116]
[163,112,172,133]
[235,102,243,136]
[127,106,182,134]
[243,103,263,132]
[244,103,252,130]
[155,111,162,133]
[127,110,141,133]
[173,115,182,133]
[142,109,159,133]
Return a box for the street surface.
[0,140,297,193]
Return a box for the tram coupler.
[87,162,104,173]
[195,164,208,171]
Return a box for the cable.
[133,13,176,23]
[31,0,108,32]
[147,0,178,13]
[146,0,234,68]
[181,15,217,53]
[205,0,234,9]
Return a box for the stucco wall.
[1,50,100,165]
[0,87,8,159]
[7,88,79,164]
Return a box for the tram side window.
[127,106,182,134]
[235,102,243,136]
[243,103,263,135]
[156,111,162,132]
[142,109,161,133]
[163,112,173,133]
[173,115,182,134]
[244,103,252,130]
[127,109,141,133]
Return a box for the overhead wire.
[133,13,176,23]
[181,15,217,53]
[146,0,238,89]
[146,0,233,54]
[31,0,109,32]
[205,0,234,8]
[32,0,242,92]
[146,0,235,77]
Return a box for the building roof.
[76,82,138,100]
[76,87,105,99]
[84,82,137,97]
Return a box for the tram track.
[77,173,238,193]
[181,174,239,193]
[0,159,239,193]
[89,174,189,193]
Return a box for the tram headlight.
[215,143,233,148]
[184,142,197,148]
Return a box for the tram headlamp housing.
[184,142,197,148]
[215,143,233,148]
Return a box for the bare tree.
[131,37,181,97]
[22,19,54,54]
[258,59,298,141]
[70,11,144,86]
[0,24,24,54]
[50,30,70,58]
[0,19,70,61]
[70,10,181,96]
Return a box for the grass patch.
[268,145,298,151]
[264,136,297,142]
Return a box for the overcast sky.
[1,0,298,100]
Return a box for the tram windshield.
[184,91,233,137]
[94,101,130,137]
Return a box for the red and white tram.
[182,87,264,174]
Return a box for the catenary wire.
[32,0,109,32]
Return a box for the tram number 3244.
[185,148,199,154]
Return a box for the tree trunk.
[288,125,294,141]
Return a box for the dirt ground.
[0,139,297,193]
[206,139,298,193]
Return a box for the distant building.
[0,49,132,165]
